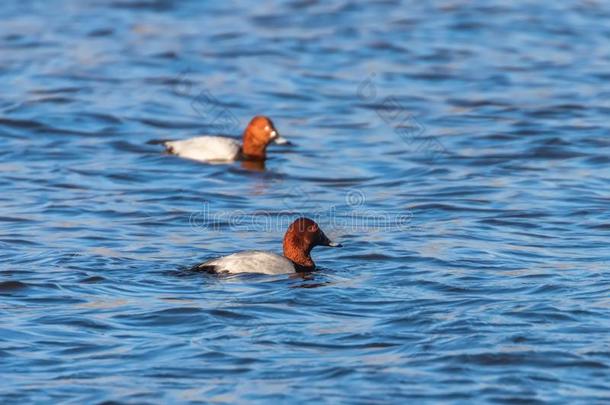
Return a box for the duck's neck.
[241,131,267,160]
[283,244,315,271]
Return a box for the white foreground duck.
[193,218,342,275]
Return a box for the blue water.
[1,0,610,403]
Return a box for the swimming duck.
[164,116,288,163]
[194,218,342,274]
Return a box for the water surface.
[1,0,610,403]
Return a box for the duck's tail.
[190,264,219,274]
[147,139,174,153]
[147,139,172,146]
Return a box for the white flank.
[165,136,241,163]
[202,251,295,274]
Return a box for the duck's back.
[196,251,295,274]
[164,136,240,162]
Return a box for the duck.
[193,218,342,275]
[163,115,288,163]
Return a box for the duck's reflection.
[240,159,265,172]
[289,271,333,288]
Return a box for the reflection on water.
[240,159,266,172]
[1,0,610,403]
